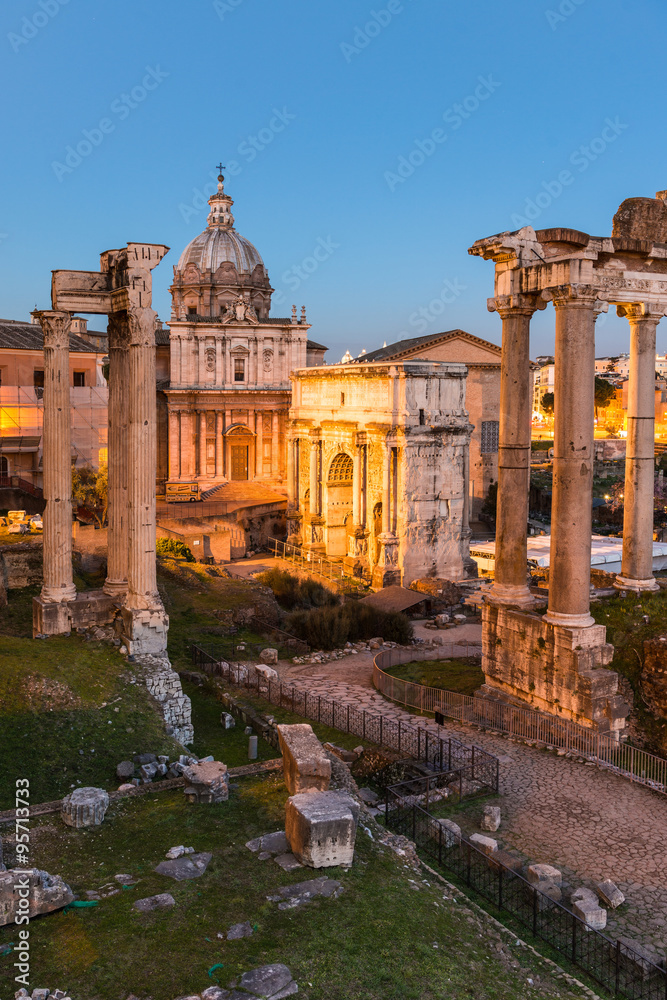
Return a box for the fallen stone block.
[259,648,279,665]
[469,833,497,856]
[0,868,74,926]
[116,761,135,780]
[481,805,501,832]
[133,893,176,912]
[61,787,109,828]
[526,864,562,887]
[617,938,659,979]
[572,896,607,931]
[358,787,379,805]
[182,761,229,804]
[597,878,625,909]
[277,723,331,796]
[256,664,279,684]
[117,783,135,793]
[154,852,212,881]
[227,920,254,940]
[286,790,358,868]
[220,712,236,729]
[165,846,195,860]
[571,886,598,907]
[274,853,302,872]
[267,876,342,909]
[429,817,461,848]
[239,964,297,998]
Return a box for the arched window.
[0,456,8,476]
[328,453,353,484]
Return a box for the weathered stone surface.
[572,895,607,930]
[641,637,667,717]
[0,868,74,926]
[429,817,461,848]
[255,664,279,684]
[201,988,231,1000]
[526,864,562,886]
[227,920,254,940]
[183,761,229,804]
[116,760,135,780]
[597,878,625,909]
[246,831,289,856]
[277,723,331,796]
[259,648,279,666]
[166,846,195,860]
[469,833,497,856]
[61,787,109,828]
[239,964,295,998]
[133,893,176,912]
[134,753,158,765]
[286,790,358,868]
[358,787,378,805]
[268,876,342,910]
[274,853,302,872]
[221,712,236,729]
[481,805,501,832]
[154,852,212,880]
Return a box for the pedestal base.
[613,574,660,593]
[481,603,629,734]
[371,564,402,589]
[33,590,118,637]
[121,604,169,656]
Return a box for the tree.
[480,480,498,525]
[72,464,108,527]
[594,376,615,417]
[541,392,554,415]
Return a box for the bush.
[256,568,339,610]
[156,537,194,562]
[286,601,413,650]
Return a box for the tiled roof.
[0,320,100,353]
[306,339,328,351]
[155,328,170,345]
[361,329,501,363]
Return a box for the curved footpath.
[275,623,667,962]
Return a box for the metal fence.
[191,644,498,792]
[385,786,667,999]
[374,647,667,796]
[267,537,369,596]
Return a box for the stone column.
[489,295,538,607]
[544,285,599,628]
[286,429,295,504]
[352,445,362,526]
[272,410,280,477]
[168,408,180,481]
[255,411,263,477]
[309,433,319,515]
[104,314,129,597]
[36,310,76,606]
[124,307,161,613]
[616,304,664,591]
[215,411,223,477]
[381,444,391,534]
[199,410,207,477]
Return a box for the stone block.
[61,787,109,828]
[154,852,212,880]
[116,761,134,780]
[596,879,625,909]
[277,723,331,796]
[32,597,71,638]
[133,893,175,912]
[256,664,279,684]
[481,805,501,832]
[227,920,253,940]
[429,817,461,848]
[220,712,236,729]
[239,963,296,998]
[526,863,562,886]
[259,648,279,665]
[0,868,74,926]
[572,897,607,931]
[285,791,358,868]
[182,761,229,804]
[469,833,497,856]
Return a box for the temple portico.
[470,193,667,733]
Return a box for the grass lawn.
[383,658,484,697]
[0,777,585,1000]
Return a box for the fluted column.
[36,311,76,604]
[215,411,223,477]
[125,307,160,611]
[544,285,599,628]
[616,304,665,591]
[255,411,263,477]
[168,408,180,481]
[381,444,391,534]
[272,410,280,476]
[352,445,362,526]
[309,433,319,514]
[199,410,207,477]
[489,295,538,607]
[104,314,129,596]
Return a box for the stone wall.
[642,637,667,718]
[481,604,629,734]
[0,542,43,592]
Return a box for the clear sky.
[1,0,666,360]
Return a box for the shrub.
[156,537,194,562]
[286,601,413,650]
[256,567,339,610]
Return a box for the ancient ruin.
[286,359,475,587]
[470,192,667,732]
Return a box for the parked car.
[29,515,43,531]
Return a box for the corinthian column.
[125,306,160,611]
[35,311,76,604]
[104,314,129,596]
[489,295,538,607]
[199,410,207,477]
[615,303,665,591]
[168,408,180,481]
[544,285,600,628]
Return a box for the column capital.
[127,304,158,347]
[618,301,667,323]
[488,294,541,318]
[542,283,600,310]
[32,310,71,348]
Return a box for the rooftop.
[0,319,101,354]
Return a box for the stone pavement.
[273,635,667,963]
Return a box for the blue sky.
[1,0,665,359]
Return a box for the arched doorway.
[372,502,383,566]
[225,424,255,481]
[326,452,353,557]
[0,456,8,477]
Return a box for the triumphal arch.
[470,192,667,733]
[32,242,170,656]
[286,360,476,587]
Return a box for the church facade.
[164,171,326,493]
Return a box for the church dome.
[176,227,265,275]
